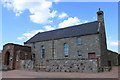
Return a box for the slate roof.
[25,21,100,43]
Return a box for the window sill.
[64,57,68,59]
[77,43,82,45]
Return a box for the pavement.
[2,66,119,78]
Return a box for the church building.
[2,9,118,72]
[24,9,108,69]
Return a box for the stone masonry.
[25,34,101,67]
[2,43,31,70]
[107,50,118,66]
[20,60,33,70]
[46,58,99,73]
[2,10,118,72]
[23,10,111,72]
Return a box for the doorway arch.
[4,51,10,65]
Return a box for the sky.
[1,0,119,53]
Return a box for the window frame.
[41,45,45,58]
[77,37,81,45]
[32,43,35,48]
[32,54,35,60]
[64,43,69,57]
[77,50,82,57]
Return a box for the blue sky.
[1,1,119,53]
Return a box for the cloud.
[58,17,80,28]
[58,12,68,19]
[16,11,23,16]
[2,0,58,24]
[49,20,53,23]
[17,36,25,40]
[109,41,119,46]
[107,36,119,47]
[58,17,88,28]
[17,30,44,40]
[92,16,97,20]
[84,20,89,23]
[52,0,60,2]
[17,25,55,40]
[44,25,55,31]
[50,10,57,18]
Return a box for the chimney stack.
[97,8,104,23]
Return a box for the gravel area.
[2,66,119,78]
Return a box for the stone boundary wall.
[20,60,33,70]
[46,58,98,73]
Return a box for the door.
[88,53,96,58]
[4,52,10,65]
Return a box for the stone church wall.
[54,34,101,59]
[25,34,102,67]
[46,58,98,73]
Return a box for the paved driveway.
[2,66,119,78]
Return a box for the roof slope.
[25,21,99,43]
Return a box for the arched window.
[41,45,45,58]
[64,43,68,57]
